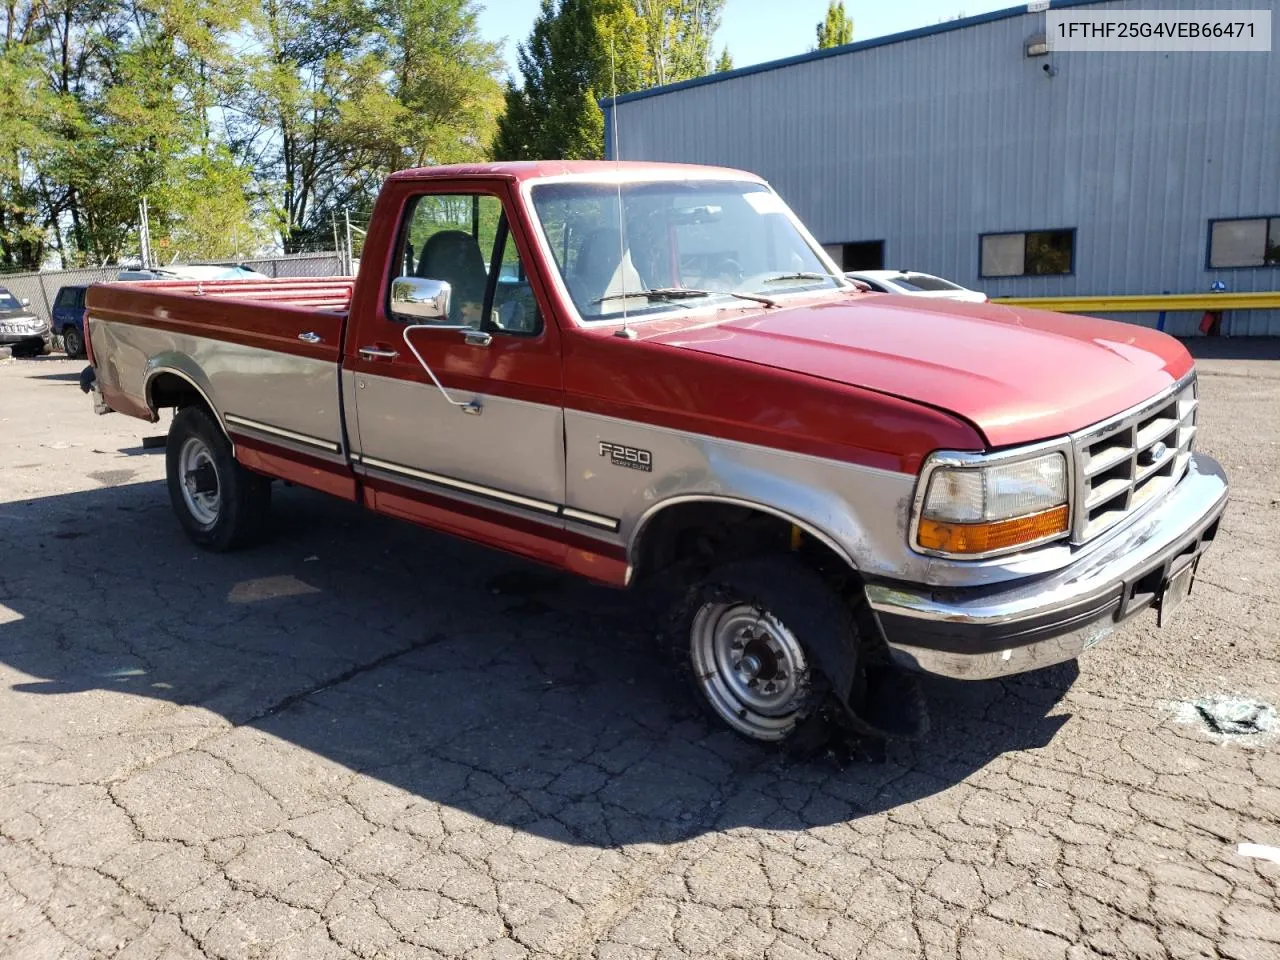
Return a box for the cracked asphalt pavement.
[2,342,1279,959]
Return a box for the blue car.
[51,284,88,358]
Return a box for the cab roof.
[387,160,766,185]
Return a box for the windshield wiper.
[761,271,837,284]
[592,287,777,308]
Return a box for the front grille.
[1071,375,1197,543]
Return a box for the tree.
[2,0,264,266]
[354,0,503,170]
[492,0,606,161]
[815,0,853,49]
[493,0,726,161]
[230,0,501,251]
[714,46,732,72]
[636,0,725,87]
[0,1,81,269]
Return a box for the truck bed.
[85,277,355,467]
[101,276,355,312]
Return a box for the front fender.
[620,444,918,582]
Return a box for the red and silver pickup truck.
[83,161,1228,744]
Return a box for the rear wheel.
[166,406,270,551]
[62,326,84,359]
[667,556,854,744]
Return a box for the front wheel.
[668,556,856,744]
[166,406,271,551]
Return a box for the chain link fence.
[0,252,346,326]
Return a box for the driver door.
[346,181,566,540]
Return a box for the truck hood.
[647,294,1193,448]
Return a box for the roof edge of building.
[600,0,1109,109]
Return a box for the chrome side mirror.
[390,276,451,322]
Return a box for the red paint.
[561,324,980,473]
[83,309,96,365]
[87,279,349,362]
[231,434,358,501]
[86,160,1202,581]
[636,294,1193,448]
[345,177,565,405]
[368,474,627,586]
[100,381,152,422]
[384,160,764,187]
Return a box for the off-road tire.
[665,555,857,747]
[166,405,271,551]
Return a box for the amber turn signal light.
[917,504,1069,555]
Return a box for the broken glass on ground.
[1166,695,1279,744]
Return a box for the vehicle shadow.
[1182,336,1280,362]
[0,481,1075,847]
[27,371,84,383]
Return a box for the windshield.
[529,180,842,322]
[0,288,22,311]
[891,273,963,292]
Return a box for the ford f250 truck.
[83,161,1228,744]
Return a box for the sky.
[475,0,1013,80]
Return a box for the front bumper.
[0,328,50,345]
[866,453,1228,681]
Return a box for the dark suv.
[51,284,89,357]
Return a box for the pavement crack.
[243,631,449,726]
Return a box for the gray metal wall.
[607,0,1280,336]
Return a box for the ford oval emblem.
[1140,441,1168,466]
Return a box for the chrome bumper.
[866,453,1228,681]
[0,327,49,345]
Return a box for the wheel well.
[146,371,222,431]
[631,501,857,588]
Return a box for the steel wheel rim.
[179,436,220,527]
[64,329,81,354]
[690,601,809,741]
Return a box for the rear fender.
[143,353,228,440]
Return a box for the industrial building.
[604,0,1280,335]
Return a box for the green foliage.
[714,47,733,72]
[1,0,502,265]
[493,0,725,163]
[815,0,853,49]
[0,44,72,268]
[492,0,606,161]
[635,0,725,87]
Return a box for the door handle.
[463,330,492,348]
[358,345,399,360]
[298,331,322,344]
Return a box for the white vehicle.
[117,264,271,282]
[845,269,988,303]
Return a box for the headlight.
[915,451,1069,557]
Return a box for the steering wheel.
[697,257,744,292]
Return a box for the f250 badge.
[599,441,653,472]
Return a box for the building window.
[1208,217,1280,268]
[980,229,1074,277]
[824,240,885,271]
